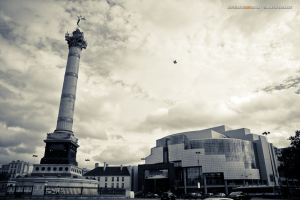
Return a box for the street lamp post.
[32,155,38,166]
[195,152,201,165]
[195,152,201,193]
[85,159,90,169]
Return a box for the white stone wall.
[87,175,131,191]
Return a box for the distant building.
[83,163,132,192]
[1,165,9,173]
[1,160,30,179]
[139,125,280,195]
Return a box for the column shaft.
[56,46,82,132]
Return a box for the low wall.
[3,186,127,199]
[1,195,127,199]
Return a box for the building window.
[117,177,119,181]
[105,177,107,182]
[122,183,124,188]
[111,183,114,188]
[117,183,119,188]
[122,177,124,181]
[205,173,224,185]
[174,161,182,167]
[112,177,114,181]
[186,167,202,186]
[105,183,107,188]
[98,177,100,181]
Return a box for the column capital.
[65,28,87,50]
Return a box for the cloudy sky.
[0,0,300,169]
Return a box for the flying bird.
[173,60,177,64]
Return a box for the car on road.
[183,192,201,199]
[146,193,159,198]
[202,193,214,198]
[213,193,226,197]
[161,192,176,200]
[227,191,250,200]
[203,198,233,200]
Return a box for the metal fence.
[5,185,125,196]
[45,186,98,195]
[6,186,33,195]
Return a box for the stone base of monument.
[31,164,83,177]
[16,164,97,196]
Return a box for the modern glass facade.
[185,139,257,169]
[186,167,202,186]
[144,125,279,195]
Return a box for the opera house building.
[138,125,279,195]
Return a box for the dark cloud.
[0,148,9,156]
[0,15,18,42]
[67,2,143,80]
[0,125,45,167]
[0,127,44,149]
[74,122,108,140]
[0,84,19,100]
[268,133,291,148]
[110,134,125,141]
[111,79,152,100]
[9,146,35,154]
[0,132,23,148]
[262,76,300,94]
[0,101,55,132]
[132,89,300,139]
[93,145,148,165]
[132,101,232,133]
[0,69,27,90]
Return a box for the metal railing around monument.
[6,186,33,195]
[44,186,126,196]
[4,185,125,196]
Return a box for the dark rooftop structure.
[84,166,130,176]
